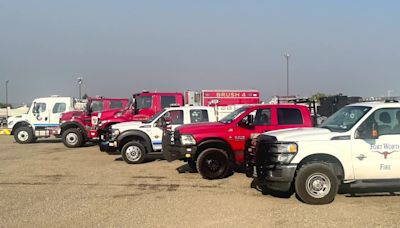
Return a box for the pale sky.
[1,0,400,104]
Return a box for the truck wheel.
[62,128,84,148]
[295,162,338,205]
[121,141,146,164]
[196,148,231,180]
[14,126,34,144]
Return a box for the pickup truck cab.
[163,104,313,180]
[246,101,400,204]
[99,106,216,164]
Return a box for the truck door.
[30,100,51,134]
[152,110,184,151]
[50,102,67,125]
[232,108,273,161]
[352,108,400,180]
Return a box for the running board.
[349,179,400,189]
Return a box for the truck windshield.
[320,106,371,132]
[143,109,166,124]
[219,107,248,124]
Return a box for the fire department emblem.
[372,150,399,159]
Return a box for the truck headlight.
[180,135,196,146]
[7,121,13,126]
[110,129,120,140]
[269,143,298,153]
[268,142,298,164]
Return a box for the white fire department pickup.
[247,101,400,204]
[7,96,75,144]
[99,106,217,164]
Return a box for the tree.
[310,92,327,102]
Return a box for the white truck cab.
[8,96,75,143]
[99,106,217,164]
[247,101,400,204]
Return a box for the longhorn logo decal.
[370,143,400,159]
[372,151,398,159]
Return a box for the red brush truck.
[185,90,260,106]
[93,91,184,141]
[163,104,314,179]
[59,97,129,148]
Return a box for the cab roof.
[165,106,214,111]
[348,101,400,109]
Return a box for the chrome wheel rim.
[126,146,142,162]
[17,131,29,141]
[66,132,78,145]
[305,173,331,198]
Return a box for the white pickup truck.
[246,101,400,204]
[7,96,75,144]
[99,106,217,164]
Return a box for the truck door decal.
[370,143,400,159]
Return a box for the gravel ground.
[0,136,399,228]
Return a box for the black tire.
[14,126,34,144]
[187,158,197,172]
[62,128,84,148]
[196,148,231,180]
[295,162,339,205]
[121,141,146,164]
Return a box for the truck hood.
[7,114,28,129]
[61,111,84,120]
[263,127,347,142]
[111,121,145,132]
[177,122,227,134]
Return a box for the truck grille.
[163,130,180,146]
[172,130,180,146]
[100,128,112,142]
[255,135,277,177]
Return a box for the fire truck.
[59,97,129,148]
[8,96,76,144]
[93,90,261,146]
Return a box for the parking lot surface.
[0,136,399,227]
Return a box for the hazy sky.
[1,0,400,104]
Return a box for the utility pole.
[284,54,290,96]
[5,80,9,120]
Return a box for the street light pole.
[77,77,83,99]
[284,54,290,96]
[5,80,9,120]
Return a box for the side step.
[349,179,400,190]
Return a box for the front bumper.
[256,164,297,192]
[245,142,297,192]
[98,131,118,152]
[163,144,197,162]
[162,130,197,162]
[99,140,118,152]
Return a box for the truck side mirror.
[356,122,379,139]
[32,102,39,114]
[156,117,171,128]
[239,115,254,128]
